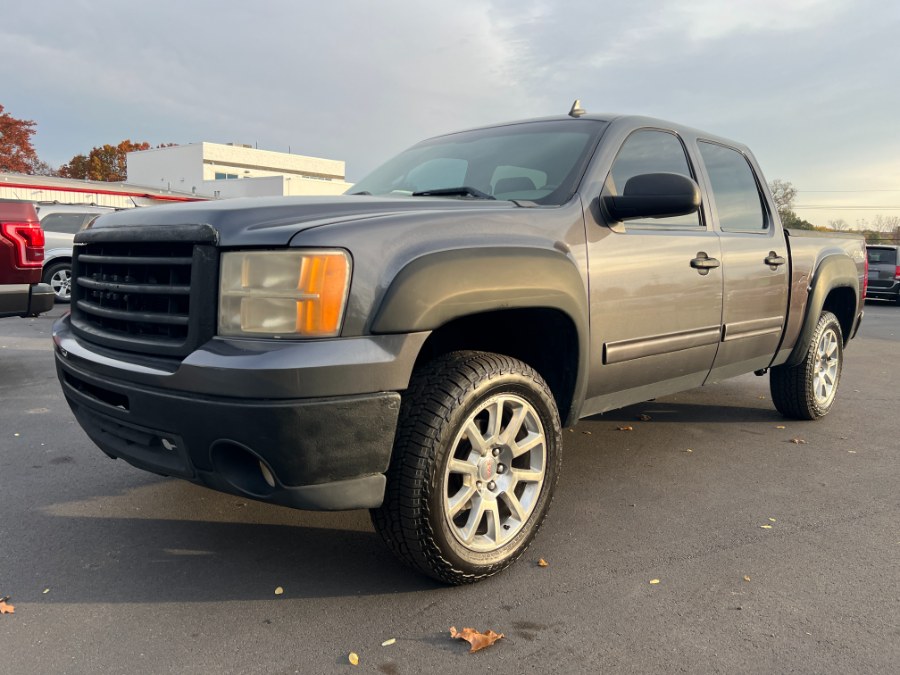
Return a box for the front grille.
[70,225,218,358]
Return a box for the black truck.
[54,112,866,583]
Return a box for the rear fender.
[785,254,859,367]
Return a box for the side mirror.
[602,172,701,222]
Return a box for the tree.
[827,218,850,232]
[0,103,40,174]
[58,139,152,181]
[768,179,797,213]
[767,179,813,229]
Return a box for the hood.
[84,195,518,247]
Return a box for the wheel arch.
[370,247,589,426]
[784,254,859,367]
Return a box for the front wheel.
[770,311,843,420]
[371,351,562,584]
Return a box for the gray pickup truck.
[53,112,866,584]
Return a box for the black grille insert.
[70,229,218,358]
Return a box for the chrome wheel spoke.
[447,483,477,518]
[510,432,542,458]
[448,457,478,477]
[511,467,543,484]
[499,490,527,522]
[459,494,487,545]
[464,419,490,455]
[500,404,527,445]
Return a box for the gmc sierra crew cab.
[53,111,866,584]
[0,201,54,318]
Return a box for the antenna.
[568,99,586,118]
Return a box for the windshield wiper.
[411,187,495,200]
[348,190,372,195]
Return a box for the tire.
[371,351,562,584]
[42,261,72,303]
[770,311,843,420]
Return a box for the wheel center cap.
[479,458,495,481]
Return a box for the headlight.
[218,250,351,338]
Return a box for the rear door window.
[698,141,768,233]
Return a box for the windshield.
[349,120,607,206]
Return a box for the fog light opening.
[209,440,277,498]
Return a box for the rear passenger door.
[582,129,723,414]
[698,141,789,381]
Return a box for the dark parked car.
[866,244,899,303]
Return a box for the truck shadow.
[27,480,441,604]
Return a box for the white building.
[126,142,352,199]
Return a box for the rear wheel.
[371,351,562,584]
[770,311,843,420]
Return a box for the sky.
[2,0,899,229]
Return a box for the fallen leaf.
[582,431,592,435]
[42,588,49,594]
[348,652,359,665]
[381,638,396,647]
[450,626,504,653]
[743,575,751,582]
[537,559,549,567]
[274,587,284,595]
[760,524,773,529]
[649,579,660,585]
[0,600,14,614]
[768,517,777,522]
[776,425,786,429]
[637,414,652,422]
[848,450,857,454]
[617,426,633,432]
[790,438,807,445]
[683,448,693,453]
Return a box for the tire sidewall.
[424,369,561,573]
[804,312,843,418]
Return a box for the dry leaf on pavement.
[450,626,504,652]
[760,524,773,529]
[649,579,660,585]
[381,638,396,647]
[348,652,359,665]
[0,600,14,615]
[537,559,549,567]
[617,426,634,432]
[790,438,807,445]
[743,575,751,582]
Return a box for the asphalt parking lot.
[1,303,898,674]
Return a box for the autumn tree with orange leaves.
[0,104,41,174]
[58,139,152,182]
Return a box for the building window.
[214,172,239,180]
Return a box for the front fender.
[371,247,588,334]
[370,246,590,424]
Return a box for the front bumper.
[54,315,429,510]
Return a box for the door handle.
[690,252,720,275]
[765,252,786,268]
